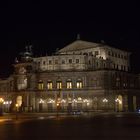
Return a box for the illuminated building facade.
[0,38,140,112]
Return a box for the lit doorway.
[16,96,22,107]
[115,95,123,112]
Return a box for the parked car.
[70,110,83,115]
[137,108,140,113]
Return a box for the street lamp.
[0,98,4,115]
[72,99,77,111]
[102,98,108,110]
[115,98,122,112]
[39,99,44,112]
[3,101,12,112]
[61,99,66,111]
[47,99,55,112]
[15,103,19,120]
[56,102,60,117]
[83,99,89,111]
[15,103,19,111]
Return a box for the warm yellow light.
[119,100,122,104]
[73,99,77,103]
[103,98,108,103]
[39,99,45,104]
[47,82,53,89]
[57,103,59,106]
[61,99,66,103]
[115,98,119,102]
[115,98,122,104]
[78,97,82,101]
[0,98,4,103]
[83,99,89,103]
[15,104,19,107]
[48,99,55,103]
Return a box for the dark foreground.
[0,112,140,140]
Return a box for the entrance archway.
[16,96,22,107]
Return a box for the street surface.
[0,112,140,140]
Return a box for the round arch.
[16,96,22,107]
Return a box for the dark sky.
[0,1,140,77]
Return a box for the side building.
[0,39,140,112]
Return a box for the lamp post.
[61,99,66,111]
[56,102,60,117]
[102,98,108,111]
[0,98,4,116]
[39,99,44,112]
[83,99,89,111]
[73,99,77,111]
[15,103,19,120]
[56,82,61,115]
[115,98,122,112]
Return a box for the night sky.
[0,1,140,77]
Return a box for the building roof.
[58,39,130,54]
[58,40,101,53]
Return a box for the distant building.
[0,39,140,112]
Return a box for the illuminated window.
[57,81,62,89]
[66,80,72,89]
[47,81,53,90]
[78,97,82,101]
[38,80,44,90]
[76,80,82,88]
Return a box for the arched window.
[38,80,44,90]
[66,79,72,89]
[47,80,53,90]
[76,79,83,88]
[56,79,62,89]
[16,96,22,107]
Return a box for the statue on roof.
[29,45,32,53]
[15,57,19,63]
[101,40,105,44]
[77,34,81,40]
